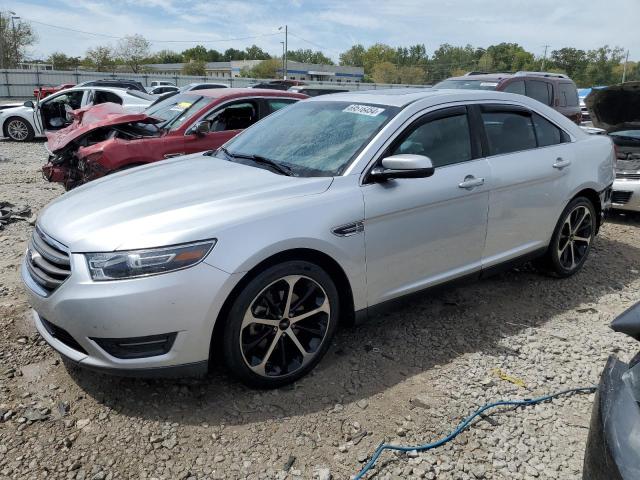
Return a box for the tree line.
[3,16,637,86]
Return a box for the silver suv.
[22,89,615,387]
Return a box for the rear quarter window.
[481,111,537,155]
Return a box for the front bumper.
[612,177,640,212]
[583,356,640,480]
[22,253,240,376]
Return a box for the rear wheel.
[4,117,35,142]
[223,261,339,388]
[545,197,596,277]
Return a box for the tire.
[4,117,35,142]
[545,196,596,278]
[223,260,339,388]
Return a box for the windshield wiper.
[219,147,294,176]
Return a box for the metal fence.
[0,68,429,98]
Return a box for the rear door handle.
[458,176,485,189]
[553,158,571,169]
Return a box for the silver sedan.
[22,88,615,387]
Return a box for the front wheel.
[223,261,339,388]
[546,197,596,277]
[4,117,35,142]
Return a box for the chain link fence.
[0,69,430,98]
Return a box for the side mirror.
[369,154,435,181]
[23,100,34,108]
[193,121,210,136]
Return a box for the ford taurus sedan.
[22,89,614,387]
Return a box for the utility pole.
[280,41,285,79]
[622,49,630,83]
[279,25,287,80]
[541,44,550,71]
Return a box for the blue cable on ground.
[353,386,597,480]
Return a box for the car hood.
[46,103,159,152]
[37,154,333,252]
[585,82,640,133]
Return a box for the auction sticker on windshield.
[343,104,385,117]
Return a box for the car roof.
[444,73,513,82]
[306,87,544,108]
[181,88,307,99]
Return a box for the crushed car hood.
[46,103,159,153]
[37,154,333,252]
[585,81,640,133]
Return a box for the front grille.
[25,227,71,295]
[41,317,87,354]
[612,191,633,205]
[616,172,640,180]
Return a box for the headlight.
[85,240,215,281]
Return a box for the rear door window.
[558,83,579,107]
[266,98,297,114]
[526,80,552,106]
[481,109,537,155]
[391,110,472,168]
[502,80,525,95]
[206,101,258,131]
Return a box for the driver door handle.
[553,158,571,169]
[458,175,485,189]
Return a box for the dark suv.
[435,72,581,124]
[76,79,147,92]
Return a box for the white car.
[22,89,614,387]
[0,87,154,142]
[150,80,175,87]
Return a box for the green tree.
[550,47,588,79]
[48,52,81,70]
[429,44,482,82]
[207,49,223,62]
[287,48,333,64]
[584,46,625,85]
[115,34,151,73]
[398,65,426,84]
[249,58,280,78]
[182,45,208,62]
[153,49,183,64]
[223,48,246,61]
[0,16,37,68]
[371,61,397,83]
[485,42,534,72]
[182,60,206,76]
[363,43,396,75]
[244,44,271,60]
[339,44,366,67]
[84,45,115,72]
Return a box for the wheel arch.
[2,114,34,139]
[209,247,356,363]
[570,187,602,232]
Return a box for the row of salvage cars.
[3,78,640,478]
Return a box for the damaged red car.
[43,88,307,189]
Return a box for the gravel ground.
[1,138,640,480]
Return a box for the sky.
[6,0,639,62]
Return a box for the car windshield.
[217,100,399,176]
[145,93,209,131]
[435,79,500,90]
